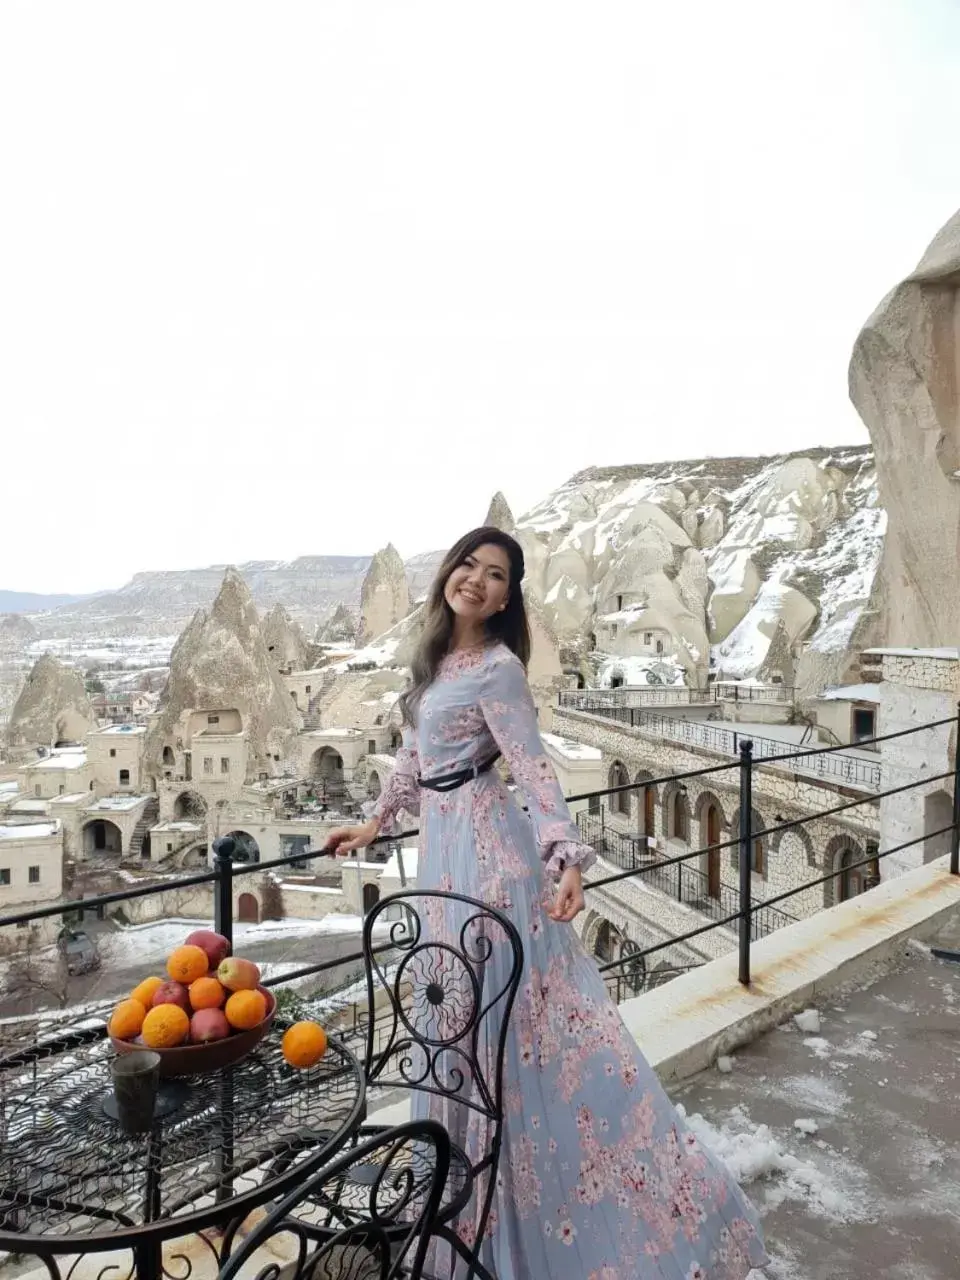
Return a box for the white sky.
[2,1,959,593]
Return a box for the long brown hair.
[399,527,531,727]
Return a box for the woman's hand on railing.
[322,819,381,856]
[548,866,585,923]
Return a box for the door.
[706,805,721,899]
[237,892,259,923]
[644,787,656,838]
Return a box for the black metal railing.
[558,682,795,710]
[576,811,797,940]
[0,709,957,1023]
[558,701,882,789]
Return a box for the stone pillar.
[876,649,959,876]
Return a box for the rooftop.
[818,684,883,703]
[542,731,603,762]
[0,822,58,841]
[95,724,147,736]
[25,753,88,771]
[84,795,151,813]
[863,646,960,661]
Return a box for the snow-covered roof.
[9,800,49,813]
[0,822,58,841]
[0,782,19,796]
[151,820,204,833]
[382,846,419,880]
[84,795,150,813]
[819,684,883,704]
[302,727,362,739]
[98,724,147,736]
[28,752,88,771]
[542,732,602,762]
[50,792,89,805]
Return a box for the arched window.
[608,761,630,816]
[672,791,687,842]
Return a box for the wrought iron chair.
[338,890,524,1280]
[217,1119,451,1280]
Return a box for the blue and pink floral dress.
[374,641,766,1279]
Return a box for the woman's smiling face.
[443,542,511,625]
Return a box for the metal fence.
[0,711,957,1021]
[559,682,795,711]
[560,701,882,790]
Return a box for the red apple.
[184,929,231,970]
[217,956,261,992]
[151,981,191,1013]
[190,1008,230,1043]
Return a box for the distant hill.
[0,589,91,613]
[31,553,445,638]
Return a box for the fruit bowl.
[110,988,276,1079]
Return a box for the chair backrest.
[217,1119,451,1280]
[361,890,524,1129]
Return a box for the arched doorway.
[311,748,344,783]
[363,882,380,913]
[162,746,175,767]
[225,830,260,864]
[82,819,123,858]
[237,892,259,923]
[608,761,630,816]
[664,785,689,842]
[634,771,657,840]
[367,770,382,800]
[174,791,208,821]
[839,847,866,902]
[593,918,625,965]
[924,791,954,863]
[704,802,722,899]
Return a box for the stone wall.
[555,708,877,925]
[877,652,959,876]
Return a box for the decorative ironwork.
[218,1119,451,1280]
[326,891,524,1280]
[0,1020,365,1278]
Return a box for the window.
[610,623,618,638]
[852,706,876,744]
[109,748,116,758]
[28,866,40,884]
[34,785,41,798]
[203,757,213,774]
[220,757,230,774]
[616,594,623,611]
[207,715,220,726]
[368,739,376,755]
[58,785,64,795]
[656,639,664,654]
[644,632,653,645]
[0,869,10,886]
[167,842,173,853]
[119,769,130,785]
[305,684,312,694]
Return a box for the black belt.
[418,751,502,793]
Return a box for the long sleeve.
[478,651,596,879]
[370,727,421,833]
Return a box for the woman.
[325,527,767,1280]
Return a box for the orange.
[166,945,209,985]
[108,998,147,1041]
[130,976,165,1009]
[224,988,267,1031]
[141,1003,190,1049]
[282,1021,328,1069]
[189,975,226,1011]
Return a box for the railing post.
[951,703,960,876]
[212,835,235,948]
[677,861,683,903]
[738,739,754,985]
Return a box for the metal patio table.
[0,1019,366,1278]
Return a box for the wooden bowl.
[110,988,276,1078]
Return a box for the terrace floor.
[674,911,960,1280]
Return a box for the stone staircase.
[128,797,159,861]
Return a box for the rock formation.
[0,614,38,652]
[145,568,300,777]
[314,603,358,647]
[849,208,960,648]
[262,604,308,673]
[515,447,882,693]
[358,545,410,645]
[484,491,516,535]
[5,654,97,758]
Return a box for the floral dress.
[374,642,766,1280]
